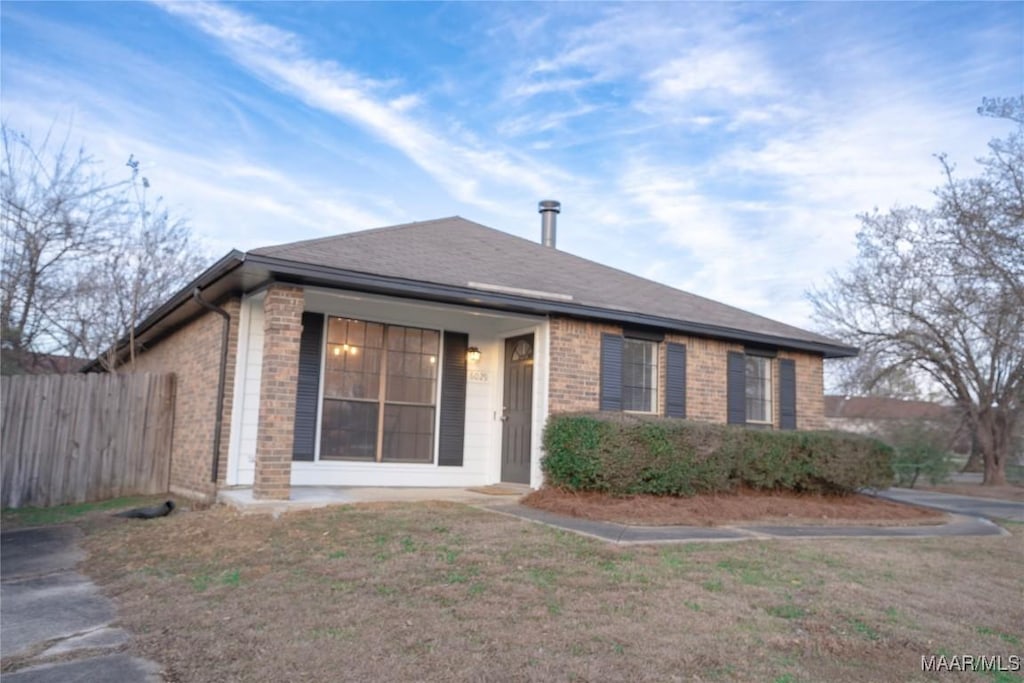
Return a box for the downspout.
[192,288,231,485]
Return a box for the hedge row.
[541,413,893,496]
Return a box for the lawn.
[52,501,1024,682]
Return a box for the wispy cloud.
[644,48,779,101]
[4,0,1017,334]
[157,1,572,211]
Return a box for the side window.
[744,355,772,424]
[622,339,657,413]
[600,333,662,414]
[728,350,784,427]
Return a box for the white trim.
[466,281,574,301]
[225,296,252,486]
[532,320,550,488]
[433,331,443,466]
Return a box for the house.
[824,395,970,453]
[90,203,856,501]
[2,351,87,376]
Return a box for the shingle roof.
[824,396,954,420]
[250,216,850,354]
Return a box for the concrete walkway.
[217,485,526,514]
[215,484,1018,544]
[486,503,1007,545]
[871,487,1024,522]
[0,526,162,682]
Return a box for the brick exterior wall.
[547,315,826,430]
[778,350,825,430]
[253,284,305,500]
[126,297,240,501]
[548,317,620,413]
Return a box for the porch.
[225,285,550,499]
[217,484,530,514]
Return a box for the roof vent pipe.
[539,200,560,248]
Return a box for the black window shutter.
[779,358,797,430]
[600,333,623,411]
[665,342,687,418]
[726,351,746,425]
[292,312,324,461]
[438,331,468,466]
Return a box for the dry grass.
[521,488,947,527]
[54,502,1024,683]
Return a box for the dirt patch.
[521,487,947,526]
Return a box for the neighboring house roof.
[86,216,857,370]
[824,395,955,420]
[250,217,853,356]
[3,351,87,375]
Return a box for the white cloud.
[645,49,778,101]
[157,1,574,212]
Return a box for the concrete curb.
[483,504,1009,545]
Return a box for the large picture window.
[745,355,772,424]
[320,317,439,463]
[622,339,657,413]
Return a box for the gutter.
[192,288,231,484]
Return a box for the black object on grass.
[114,500,175,519]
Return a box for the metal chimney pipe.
[539,200,560,248]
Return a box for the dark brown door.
[501,334,534,484]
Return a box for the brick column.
[253,284,304,500]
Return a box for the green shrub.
[541,413,894,496]
[540,415,609,491]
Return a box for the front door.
[501,334,534,484]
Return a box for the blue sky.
[2,1,1020,331]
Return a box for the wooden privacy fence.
[1,373,175,508]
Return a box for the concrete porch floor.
[217,485,531,514]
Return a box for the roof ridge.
[408,220,816,336]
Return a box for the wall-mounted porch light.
[467,347,482,363]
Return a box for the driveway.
[0,525,162,682]
[872,488,1024,522]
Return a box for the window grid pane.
[622,339,657,413]
[319,317,438,463]
[324,319,383,400]
[381,405,435,463]
[745,356,772,423]
[319,399,378,460]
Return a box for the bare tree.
[1,123,207,373]
[68,155,207,369]
[1,123,126,372]
[827,348,928,400]
[811,105,1023,486]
